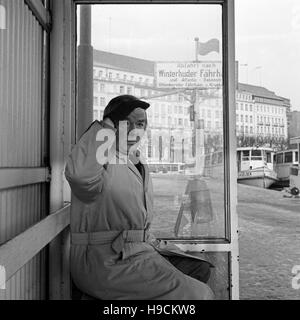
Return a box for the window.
[242,150,250,161]
[276,153,283,164]
[93,96,99,106]
[120,86,125,94]
[127,87,132,95]
[93,81,99,92]
[100,83,105,92]
[93,110,98,120]
[100,97,106,106]
[251,149,262,160]
[284,152,293,163]
[250,116,253,123]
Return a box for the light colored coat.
[65,120,214,300]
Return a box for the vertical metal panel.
[0,0,49,300]
[0,0,43,168]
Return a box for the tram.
[273,149,299,187]
[289,137,300,191]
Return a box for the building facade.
[236,83,289,148]
[92,50,291,164]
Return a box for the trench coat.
[65,120,214,300]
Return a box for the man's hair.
[103,95,150,124]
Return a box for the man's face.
[116,107,147,154]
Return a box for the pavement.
[238,184,300,300]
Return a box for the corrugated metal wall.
[0,0,49,300]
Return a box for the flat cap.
[103,95,150,122]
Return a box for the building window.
[108,72,112,79]
[94,81,99,92]
[127,87,132,95]
[100,97,106,106]
[120,86,125,94]
[250,116,253,123]
[100,83,105,92]
[93,97,99,106]
[93,110,98,120]
[178,118,183,126]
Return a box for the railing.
[0,205,70,291]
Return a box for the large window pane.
[87,4,225,239]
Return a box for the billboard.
[155,61,222,89]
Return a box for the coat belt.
[71,230,149,254]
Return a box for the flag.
[197,38,220,56]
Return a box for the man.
[65,95,214,300]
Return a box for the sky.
[87,1,300,110]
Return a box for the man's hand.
[103,117,115,129]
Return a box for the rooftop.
[93,50,290,103]
[93,50,155,76]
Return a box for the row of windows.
[236,114,286,126]
[93,68,153,86]
[236,102,286,115]
[148,105,189,116]
[255,104,285,115]
[237,125,286,136]
[236,93,252,101]
[236,103,253,112]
